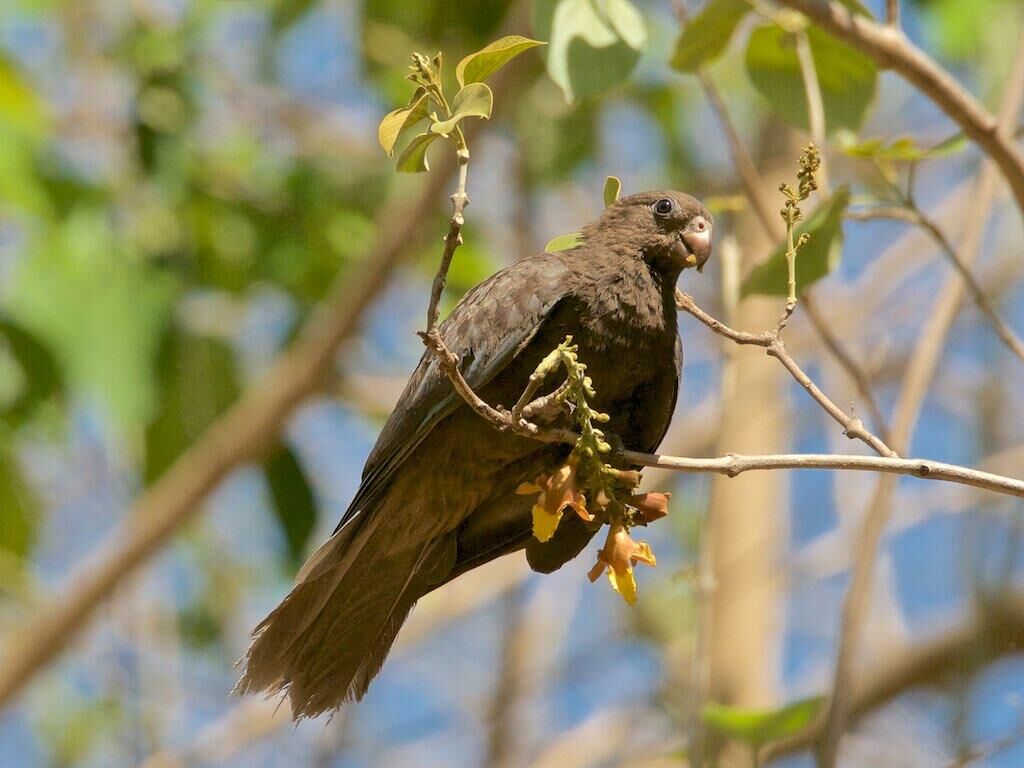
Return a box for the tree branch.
[771,0,1024,221]
[622,450,1024,497]
[675,290,895,458]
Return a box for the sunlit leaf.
[741,186,850,297]
[264,444,318,567]
[545,231,584,252]
[703,696,824,746]
[603,175,621,207]
[745,24,877,134]
[669,0,750,73]
[378,93,430,156]
[396,131,440,172]
[456,35,546,86]
[534,0,648,102]
[430,82,493,135]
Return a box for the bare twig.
[623,450,1024,497]
[426,139,470,333]
[814,37,1024,767]
[675,290,895,457]
[772,0,1024,220]
[886,0,899,26]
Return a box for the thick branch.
[772,0,1024,220]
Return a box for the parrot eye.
[653,198,675,216]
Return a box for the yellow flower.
[587,523,657,605]
[516,457,591,543]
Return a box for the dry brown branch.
[814,36,1024,766]
[773,0,1024,219]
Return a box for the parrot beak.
[680,221,712,272]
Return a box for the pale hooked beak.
[680,216,713,272]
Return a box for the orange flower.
[628,491,671,523]
[587,523,657,605]
[516,457,591,543]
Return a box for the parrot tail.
[235,513,449,719]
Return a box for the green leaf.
[456,35,547,86]
[264,444,317,567]
[0,444,37,562]
[603,175,621,207]
[545,231,585,252]
[669,0,750,73]
[378,93,430,157]
[396,131,440,172]
[0,316,62,426]
[741,186,850,297]
[745,24,877,134]
[145,331,240,483]
[839,132,968,162]
[430,82,493,135]
[534,0,648,102]
[703,696,824,747]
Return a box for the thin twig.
[426,139,470,333]
[623,450,1024,497]
[675,290,895,457]
[772,0,1024,220]
[886,0,899,26]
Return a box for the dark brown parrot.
[237,190,713,718]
